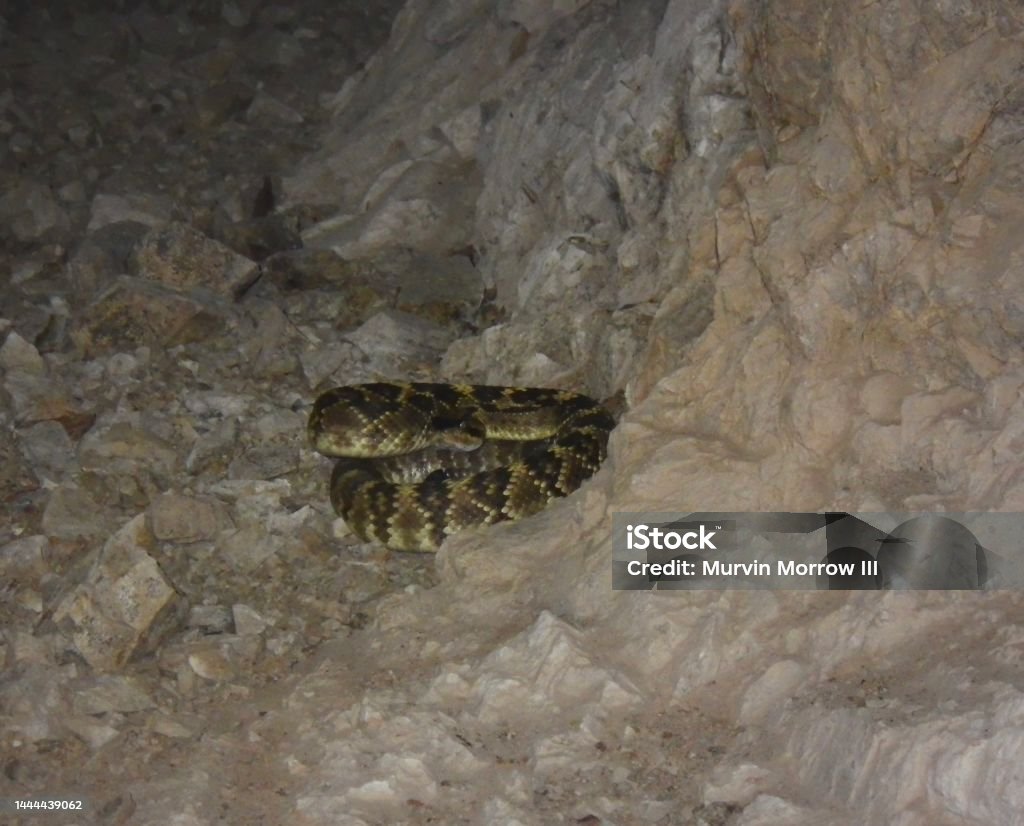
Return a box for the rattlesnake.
[308,382,615,551]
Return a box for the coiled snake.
[308,382,615,551]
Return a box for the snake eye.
[431,412,485,450]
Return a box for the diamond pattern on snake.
[308,382,615,551]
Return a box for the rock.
[0,534,49,585]
[860,372,914,424]
[187,604,234,634]
[0,175,70,243]
[217,524,284,574]
[148,492,231,543]
[185,634,263,682]
[149,711,203,739]
[260,248,379,293]
[3,369,78,425]
[299,339,370,390]
[227,445,300,481]
[17,420,75,479]
[232,603,270,636]
[392,252,483,323]
[52,515,178,671]
[213,214,303,262]
[86,193,173,232]
[63,714,121,750]
[131,222,259,297]
[78,419,179,479]
[304,158,481,262]
[6,629,60,666]
[434,612,642,726]
[247,90,305,125]
[0,664,76,742]
[40,483,111,540]
[739,660,807,724]
[344,310,456,377]
[104,349,146,385]
[67,220,150,300]
[194,80,255,129]
[185,416,240,475]
[72,275,233,354]
[71,674,156,714]
[252,407,305,441]
[0,331,46,373]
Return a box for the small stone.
[186,635,262,681]
[131,222,259,296]
[104,351,142,384]
[72,675,156,715]
[72,274,231,354]
[15,589,44,614]
[253,408,305,441]
[185,417,240,475]
[66,121,92,148]
[57,179,87,203]
[0,175,69,242]
[187,647,235,682]
[182,390,251,418]
[78,419,179,478]
[86,193,171,232]
[149,492,229,543]
[227,445,299,481]
[18,420,75,478]
[0,535,49,584]
[148,711,201,739]
[345,310,455,376]
[67,219,150,300]
[0,331,46,373]
[41,484,110,540]
[3,370,77,425]
[232,603,270,636]
[6,630,58,666]
[187,604,234,634]
[63,715,121,750]
[299,339,369,389]
[52,515,177,671]
[950,213,984,247]
[218,525,284,573]
[0,663,73,742]
[221,1,251,27]
[247,91,304,124]
[194,81,253,129]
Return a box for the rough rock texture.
[1,0,1024,824]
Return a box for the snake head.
[429,410,486,451]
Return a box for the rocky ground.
[2,1,1024,825]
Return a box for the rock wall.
[266,0,1024,821]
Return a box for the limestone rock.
[148,492,232,543]
[52,515,178,671]
[72,275,233,354]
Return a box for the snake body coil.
[308,382,614,551]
